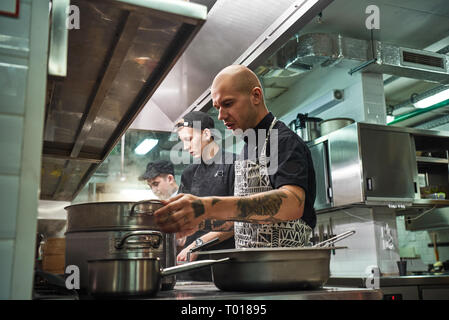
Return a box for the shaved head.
[212,65,263,96]
[211,65,268,132]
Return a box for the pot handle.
[130,199,163,216]
[160,257,230,278]
[115,230,163,249]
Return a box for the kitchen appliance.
[319,118,354,136]
[87,231,229,296]
[198,231,355,291]
[64,200,177,291]
[290,113,322,141]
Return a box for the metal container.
[319,118,354,136]
[199,247,341,291]
[197,231,355,292]
[87,252,229,296]
[65,200,163,232]
[290,113,322,141]
[64,200,177,291]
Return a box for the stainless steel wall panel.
[327,123,364,207]
[359,127,416,202]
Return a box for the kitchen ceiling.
[257,0,449,126]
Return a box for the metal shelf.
[416,156,449,164]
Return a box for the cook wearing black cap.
[174,111,236,282]
[139,160,178,200]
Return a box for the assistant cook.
[175,111,236,281]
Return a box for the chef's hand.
[177,245,198,263]
[154,193,208,233]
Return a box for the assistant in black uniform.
[175,111,235,281]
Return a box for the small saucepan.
[87,231,228,297]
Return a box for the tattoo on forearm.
[191,200,205,218]
[236,191,287,222]
[281,187,304,206]
[200,220,234,232]
[211,198,221,206]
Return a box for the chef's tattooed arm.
[153,185,305,233]
[234,186,305,223]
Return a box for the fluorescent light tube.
[134,138,158,155]
[414,88,449,109]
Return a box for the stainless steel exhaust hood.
[41,0,207,201]
[131,0,334,132]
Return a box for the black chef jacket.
[177,149,236,281]
[240,112,317,229]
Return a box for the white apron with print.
[233,118,312,248]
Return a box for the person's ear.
[250,87,263,105]
[202,128,212,141]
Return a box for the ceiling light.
[414,88,449,109]
[386,115,395,123]
[134,138,158,155]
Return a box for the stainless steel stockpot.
[65,200,164,232]
[64,200,177,291]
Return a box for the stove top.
[33,270,79,300]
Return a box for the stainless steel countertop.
[149,282,383,300]
[327,274,449,288]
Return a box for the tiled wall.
[396,216,449,268]
[316,207,400,277]
[0,0,49,299]
[317,207,448,277]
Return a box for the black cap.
[175,111,215,131]
[138,160,174,181]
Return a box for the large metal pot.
[319,118,354,136]
[87,232,229,296]
[65,200,163,232]
[64,200,177,291]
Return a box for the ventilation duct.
[279,33,449,84]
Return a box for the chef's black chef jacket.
[241,112,317,229]
[177,150,236,281]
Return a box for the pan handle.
[313,230,356,248]
[160,257,230,278]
